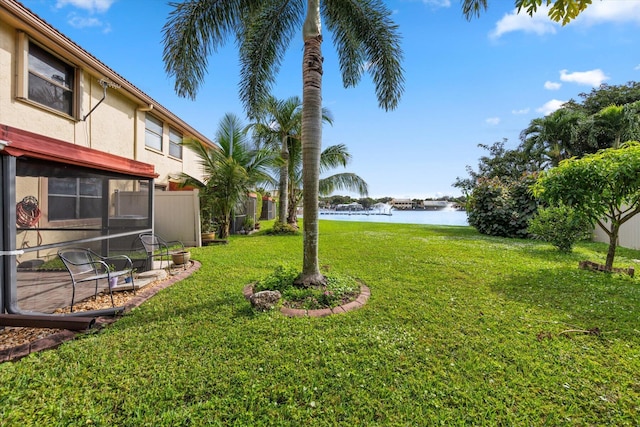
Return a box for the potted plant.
[242,216,255,233]
[171,250,191,266]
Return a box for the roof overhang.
[1,124,158,178]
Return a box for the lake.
[318,209,469,226]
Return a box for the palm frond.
[320,144,351,173]
[319,173,368,196]
[323,0,404,111]
[163,0,244,99]
[239,2,304,117]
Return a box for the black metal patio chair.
[134,233,185,271]
[58,248,136,312]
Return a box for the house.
[390,198,413,210]
[0,0,216,315]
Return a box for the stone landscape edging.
[243,282,370,317]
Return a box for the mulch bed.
[0,261,200,363]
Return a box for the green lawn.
[1,220,639,426]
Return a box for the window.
[169,128,182,159]
[48,177,102,221]
[145,115,163,151]
[27,42,75,116]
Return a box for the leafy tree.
[181,113,275,239]
[569,82,640,115]
[163,0,403,286]
[533,142,640,271]
[462,0,594,25]
[454,139,536,195]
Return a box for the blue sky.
[21,0,640,199]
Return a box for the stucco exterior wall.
[0,10,211,188]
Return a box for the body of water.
[318,209,469,226]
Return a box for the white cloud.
[537,99,565,116]
[571,2,640,26]
[56,0,116,13]
[68,15,102,29]
[485,117,500,126]
[559,69,609,87]
[490,2,640,39]
[635,64,640,71]
[421,0,451,7]
[512,108,530,115]
[490,6,557,39]
[544,81,561,90]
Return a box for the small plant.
[528,205,592,252]
[253,264,299,293]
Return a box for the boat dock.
[320,210,392,216]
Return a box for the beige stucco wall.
[0,18,206,187]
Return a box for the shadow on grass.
[491,266,640,338]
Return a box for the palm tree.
[591,102,640,149]
[253,95,335,228]
[181,113,275,239]
[163,1,403,286]
[252,96,302,227]
[286,142,368,224]
[520,108,585,168]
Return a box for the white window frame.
[145,114,163,151]
[169,127,183,159]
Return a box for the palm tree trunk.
[287,188,298,226]
[297,26,325,286]
[277,135,289,224]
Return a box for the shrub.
[528,205,592,252]
[467,175,538,238]
[265,222,299,235]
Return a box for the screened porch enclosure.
[13,159,153,312]
[1,125,158,315]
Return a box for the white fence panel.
[154,190,201,247]
[593,214,640,250]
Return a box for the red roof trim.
[1,124,157,178]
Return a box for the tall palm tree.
[253,95,334,227]
[163,1,404,285]
[252,96,302,227]
[181,113,275,239]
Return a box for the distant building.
[391,198,413,210]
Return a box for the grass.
[1,220,639,425]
